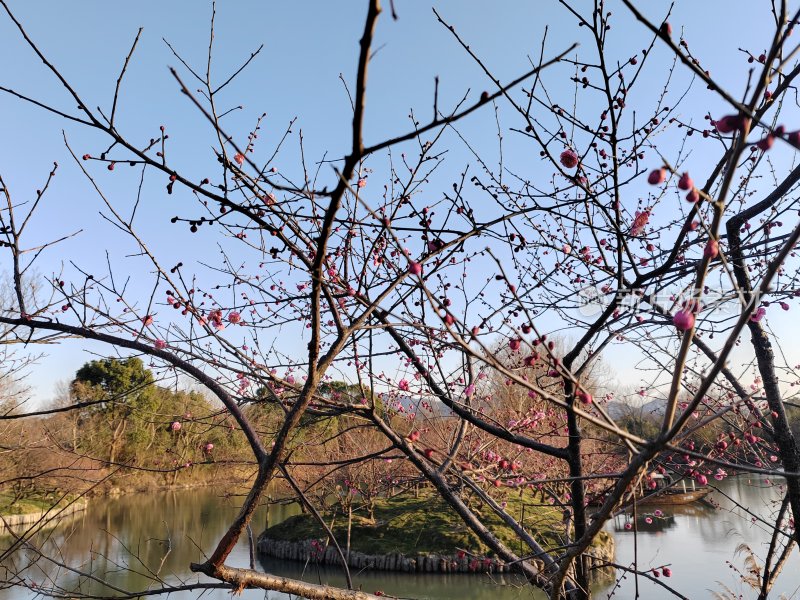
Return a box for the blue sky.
[0,1,796,405]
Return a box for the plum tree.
[1,1,800,599]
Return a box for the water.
[607,476,800,599]
[0,477,795,599]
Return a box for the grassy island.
[259,491,613,576]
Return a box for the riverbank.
[0,463,262,526]
[92,462,261,497]
[258,492,614,578]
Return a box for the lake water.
[0,476,796,599]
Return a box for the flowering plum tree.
[2,1,800,599]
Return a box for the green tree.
[72,357,157,464]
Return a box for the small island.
[258,491,614,578]
[0,492,87,534]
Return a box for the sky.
[0,1,797,406]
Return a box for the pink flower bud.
[704,239,719,259]
[509,338,521,351]
[408,261,422,276]
[715,114,750,134]
[647,168,667,185]
[673,309,695,332]
[685,188,700,203]
[677,172,693,190]
[234,153,245,165]
[715,115,738,133]
[757,133,775,151]
[170,421,182,432]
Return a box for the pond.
[0,476,796,599]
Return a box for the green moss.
[262,491,568,557]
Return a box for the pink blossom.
[559,149,579,169]
[464,384,476,397]
[408,261,422,276]
[142,314,154,326]
[630,210,650,236]
[234,153,245,165]
[228,311,242,324]
[357,178,367,188]
[398,379,410,392]
[751,307,767,322]
[203,442,214,453]
[154,339,167,350]
[170,421,182,432]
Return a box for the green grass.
[0,492,78,516]
[262,490,605,557]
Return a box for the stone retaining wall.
[0,500,87,533]
[257,535,614,579]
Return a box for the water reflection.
[613,512,677,533]
[258,557,537,600]
[606,476,799,599]
[0,477,796,600]
[0,490,548,600]
[0,490,299,600]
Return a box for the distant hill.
[607,397,666,421]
